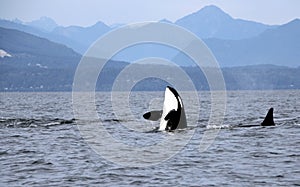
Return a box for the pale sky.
[1,0,300,26]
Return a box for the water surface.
[0,90,299,186]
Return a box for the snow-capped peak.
[0,49,12,58]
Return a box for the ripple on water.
[0,91,299,186]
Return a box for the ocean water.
[0,90,299,186]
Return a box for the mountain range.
[206,19,300,67]
[0,26,299,91]
[1,5,299,67]
[175,5,276,40]
[0,5,299,91]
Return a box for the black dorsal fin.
[261,108,275,126]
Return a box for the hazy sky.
[1,0,300,26]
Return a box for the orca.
[143,86,187,131]
[143,86,275,130]
[237,108,275,128]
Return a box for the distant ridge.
[204,18,300,67]
[0,19,84,54]
[51,21,111,53]
[0,6,299,67]
[0,5,277,54]
[0,27,79,59]
[27,16,58,32]
[0,26,299,91]
[0,26,80,71]
[175,5,275,40]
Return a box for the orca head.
[159,86,187,131]
[261,108,275,126]
[143,86,187,131]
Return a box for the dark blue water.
[0,91,299,186]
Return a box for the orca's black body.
[237,108,275,128]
